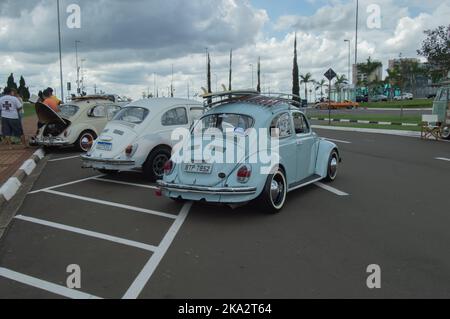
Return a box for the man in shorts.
[0,87,24,145]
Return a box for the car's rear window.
[113,107,149,124]
[59,104,79,118]
[193,113,254,135]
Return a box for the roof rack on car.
[201,90,302,109]
[71,94,116,102]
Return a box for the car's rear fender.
[314,139,339,178]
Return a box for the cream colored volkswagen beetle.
[32,95,125,151]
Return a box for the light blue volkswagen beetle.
[157,92,341,213]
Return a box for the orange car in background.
[315,100,360,110]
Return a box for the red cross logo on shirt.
[2,101,12,111]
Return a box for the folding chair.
[421,115,441,140]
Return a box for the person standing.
[12,89,27,146]
[42,87,61,112]
[0,87,24,146]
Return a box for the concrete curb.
[0,148,45,208]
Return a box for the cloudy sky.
[0,0,448,100]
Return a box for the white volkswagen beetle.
[82,98,204,181]
[32,95,125,151]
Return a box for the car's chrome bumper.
[31,137,70,146]
[157,181,257,195]
[81,155,135,166]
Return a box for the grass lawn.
[23,102,36,118]
[308,113,421,124]
[313,122,422,132]
[362,99,433,109]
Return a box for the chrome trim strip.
[158,181,257,195]
[81,155,135,165]
[288,177,323,192]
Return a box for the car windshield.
[113,107,149,124]
[59,104,79,118]
[192,113,254,135]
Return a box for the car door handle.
[296,140,302,145]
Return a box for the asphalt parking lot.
[0,129,450,299]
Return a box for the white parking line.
[48,155,81,162]
[15,215,158,252]
[315,182,349,196]
[435,157,450,162]
[29,175,105,194]
[123,201,193,299]
[0,267,101,299]
[94,178,158,190]
[43,190,178,220]
[323,138,352,144]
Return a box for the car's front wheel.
[256,168,287,214]
[143,146,172,182]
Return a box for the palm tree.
[315,79,326,100]
[334,74,348,101]
[358,57,382,96]
[385,67,401,99]
[300,72,313,102]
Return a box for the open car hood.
[35,102,68,125]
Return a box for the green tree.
[315,79,326,100]
[292,34,300,102]
[334,74,348,101]
[7,73,17,90]
[357,57,382,96]
[17,75,31,101]
[417,25,450,82]
[300,72,313,103]
[385,67,401,98]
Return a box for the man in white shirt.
[1,87,24,145]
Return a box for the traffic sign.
[324,68,337,81]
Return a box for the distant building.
[388,58,435,98]
[352,61,383,86]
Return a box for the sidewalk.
[0,115,39,185]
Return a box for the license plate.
[97,142,112,151]
[184,163,212,174]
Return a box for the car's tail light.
[164,160,174,175]
[237,165,251,183]
[155,188,162,197]
[125,145,133,156]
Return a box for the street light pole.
[249,64,254,89]
[57,0,64,102]
[355,0,359,65]
[344,39,351,83]
[75,40,81,95]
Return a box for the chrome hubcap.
[80,134,94,151]
[153,154,169,177]
[270,174,285,207]
[442,126,450,139]
[329,156,338,179]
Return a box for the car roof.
[206,101,294,119]
[125,98,202,112]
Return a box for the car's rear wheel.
[77,130,97,152]
[143,146,172,182]
[325,150,339,181]
[256,168,287,214]
[442,126,450,140]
